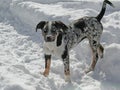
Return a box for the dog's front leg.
[43,54,51,77]
[62,47,71,82]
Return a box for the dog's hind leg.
[97,44,104,58]
[85,39,99,73]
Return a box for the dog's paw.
[85,67,94,74]
[41,70,49,77]
[64,75,71,82]
[43,71,49,77]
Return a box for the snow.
[0,0,120,90]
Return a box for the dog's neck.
[44,40,56,50]
[43,36,65,57]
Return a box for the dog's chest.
[43,41,65,57]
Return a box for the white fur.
[47,21,52,37]
[43,34,65,58]
[64,75,71,82]
[48,21,52,30]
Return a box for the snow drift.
[0,0,120,90]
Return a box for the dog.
[36,0,114,82]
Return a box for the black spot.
[93,40,97,45]
[96,53,98,60]
[91,23,94,27]
[57,33,62,47]
[74,19,86,32]
[62,46,68,59]
[94,52,99,62]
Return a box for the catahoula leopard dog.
[36,0,114,82]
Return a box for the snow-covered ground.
[0,0,120,90]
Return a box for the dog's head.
[36,21,68,43]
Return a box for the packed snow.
[0,0,120,90]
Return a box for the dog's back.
[66,0,114,50]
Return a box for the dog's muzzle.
[46,35,55,42]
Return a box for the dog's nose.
[46,36,52,41]
[47,36,51,40]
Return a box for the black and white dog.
[36,0,114,82]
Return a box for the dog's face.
[39,21,57,42]
[36,21,68,42]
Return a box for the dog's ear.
[54,21,68,33]
[36,21,47,32]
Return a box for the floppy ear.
[36,21,46,32]
[54,21,68,33]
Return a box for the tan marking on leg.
[85,53,97,73]
[85,46,98,73]
[90,55,97,70]
[97,44,104,58]
[43,59,51,77]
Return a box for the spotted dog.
[36,0,114,82]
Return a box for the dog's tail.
[96,0,114,22]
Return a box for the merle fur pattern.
[36,0,114,82]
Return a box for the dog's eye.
[43,29,48,33]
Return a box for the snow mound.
[0,0,120,90]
